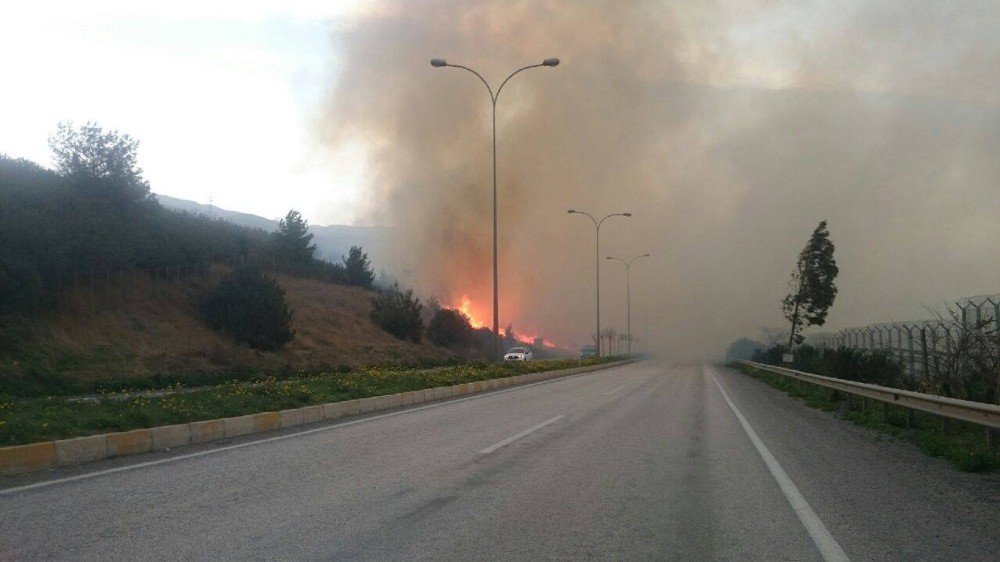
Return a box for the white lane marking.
[0,365,633,497]
[479,415,565,454]
[709,367,850,562]
[604,385,624,396]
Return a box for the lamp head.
[430,58,448,67]
[542,58,560,67]
[567,209,576,214]
[622,212,632,217]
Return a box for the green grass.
[0,357,616,447]
[733,363,1000,473]
[0,350,464,399]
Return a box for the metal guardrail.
[737,360,1000,431]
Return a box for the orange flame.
[455,295,487,329]
[447,295,558,348]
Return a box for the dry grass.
[0,267,452,385]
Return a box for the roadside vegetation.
[370,282,424,343]
[753,344,906,389]
[0,357,615,447]
[200,267,295,351]
[3,123,563,390]
[734,362,999,473]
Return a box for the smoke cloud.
[319,0,1000,360]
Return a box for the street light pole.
[431,58,559,361]
[606,253,650,356]
[567,210,631,357]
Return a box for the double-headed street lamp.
[431,57,560,361]
[606,253,650,356]
[567,210,631,357]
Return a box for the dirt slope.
[0,267,451,385]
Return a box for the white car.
[503,346,533,361]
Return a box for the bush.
[725,337,764,362]
[428,308,473,348]
[200,267,294,351]
[370,282,423,343]
[753,344,906,389]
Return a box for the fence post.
[907,328,916,379]
[920,326,931,379]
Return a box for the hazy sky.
[3,1,998,357]
[1,1,369,224]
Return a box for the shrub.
[725,337,764,362]
[200,267,294,351]
[428,308,473,348]
[753,344,906,389]
[370,282,423,343]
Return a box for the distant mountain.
[154,193,388,264]
[155,194,277,231]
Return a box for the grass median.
[732,363,999,473]
[0,357,618,447]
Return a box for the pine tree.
[272,210,316,268]
[342,245,374,288]
[48,122,151,205]
[783,221,839,351]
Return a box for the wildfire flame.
[455,295,487,329]
[448,295,557,348]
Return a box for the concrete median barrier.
[280,408,304,428]
[106,429,151,457]
[357,397,376,414]
[190,419,224,444]
[0,359,635,476]
[300,405,323,424]
[344,399,361,416]
[0,442,56,476]
[56,435,107,466]
[252,412,281,433]
[223,415,255,438]
[150,424,191,451]
[323,402,346,420]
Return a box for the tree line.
[0,123,374,315]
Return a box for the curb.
[0,360,633,477]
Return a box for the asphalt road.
[2,361,998,560]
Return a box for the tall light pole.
[606,253,650,356]
[431,57,560,361]
[567,210,631,357]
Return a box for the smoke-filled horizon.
[319,0,1000,360]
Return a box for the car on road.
[580,345,597,359]
[503,346,533,361]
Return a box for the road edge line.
[708,366,850,562]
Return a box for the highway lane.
[1,361,998,560]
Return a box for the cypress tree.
[783,220,839,351]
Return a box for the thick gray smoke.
[319,0,1000,359]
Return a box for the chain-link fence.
[805,294,999,379]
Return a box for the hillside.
[155,193,389,265]
[0,265,453,388]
